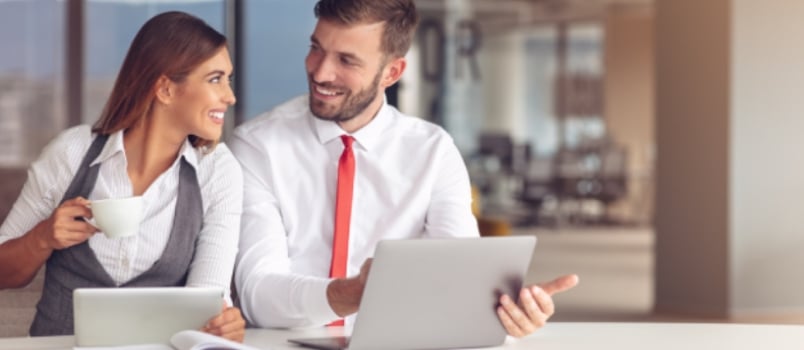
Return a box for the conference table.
[2,322,803,349]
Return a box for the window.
[240,0,317,120]
[83,0,226,125]
[0,0,66,167]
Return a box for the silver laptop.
[73,287,223,347]
[288,236,537,350]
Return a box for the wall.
[654,0,731,317]
[730,0,804,315]
[655,0,804,317]
[603,6,655,224]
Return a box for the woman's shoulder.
[39,125,94,162]
[197,142,242,176]
[24,125,95,200]
[53,124,93,145]
[194,143,243,205]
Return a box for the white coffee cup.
[90,196,144,239]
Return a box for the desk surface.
[2,322,803,350]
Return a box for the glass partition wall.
[405,0,640,227]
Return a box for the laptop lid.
[73,287,223,347]
[289,236,537,350]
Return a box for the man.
[231,0,578,338]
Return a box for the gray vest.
[29,134,203,336]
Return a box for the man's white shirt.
[231,95,479,328]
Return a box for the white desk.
[2,322,803,350]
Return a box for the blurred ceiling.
[416,0,653,24]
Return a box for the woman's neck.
[123,114,185,196]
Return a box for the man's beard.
[308,68,382,123]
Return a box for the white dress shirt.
[0,125,242,299]
[230,95,479,328]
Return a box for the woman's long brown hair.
[92,11,226,149]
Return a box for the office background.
[3,0,804,337]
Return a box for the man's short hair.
[314,0,419,59]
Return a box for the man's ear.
[154,75,174,105]
[381,57,407,88]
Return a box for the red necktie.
[329,135,354,327]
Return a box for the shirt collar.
[177,139,199,168]
[90,129,199,169]
[90,130,126,166]
[311,95,394,151]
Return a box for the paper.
[170,330,262,350]
[74,344,172,350]
[74,330,261,350]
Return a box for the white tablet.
[73,287,223,347]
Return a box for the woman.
[0,11,245,341]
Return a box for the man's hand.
[202,305,246,342]
[326,258,373,317]
[496,274,579,338]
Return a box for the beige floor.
[521,226,804,325]
[519,227,656,322]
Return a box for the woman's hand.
[0,197,97,288]
[202,306,246,343]
[33,197,97,251]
